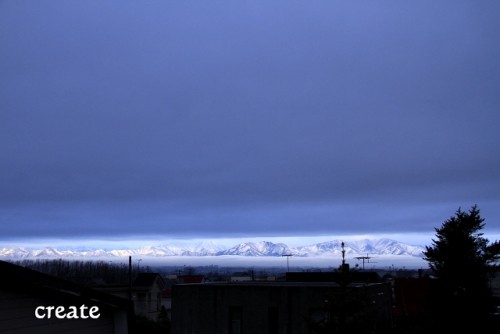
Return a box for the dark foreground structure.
[171,272,392,334]
[0,260,132,334]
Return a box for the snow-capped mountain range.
[0,238,425,259]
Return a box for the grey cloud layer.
[1,1,499,241]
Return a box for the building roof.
[0,260,133,312]
[133,272,166,289]
[178,275,205,284]
[286,271,382,283]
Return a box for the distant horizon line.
[1,233,435,249]
[3,231,500,252]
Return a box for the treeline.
[10,259,150,285]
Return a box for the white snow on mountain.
[181,241,227,256]
[0,238,425,260]
[216,241,293,257]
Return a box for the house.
[0,260,132,334]
[392,277,435,318]
[228,271,253,282]
[95,272,167,322]
[177,275,205,284]
[171,271,393,334]
[132,273,166,321]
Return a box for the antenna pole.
[355,254,372,270]
[282,254,292,272]
[341,241,345,266]
[128,256,132,300]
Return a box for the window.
[228,306,242,334]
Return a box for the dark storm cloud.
[1,1,500,241]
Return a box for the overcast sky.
[1,0,499,248]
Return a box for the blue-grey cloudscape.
[1,1,499,247]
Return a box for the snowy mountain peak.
[216,241,292,257]
[0,238,425,259]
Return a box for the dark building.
[0,260,132,334]
[171,271,392,334]
[286,271,382,284]
[392,277,436,318]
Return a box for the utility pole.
[341,241,345,267]
[339,241,348,332]
[128,256,132,301]
[340,241,349,273]
[354,254,373,270]
[282,254,293,272]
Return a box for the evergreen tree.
[423,205,500,330]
